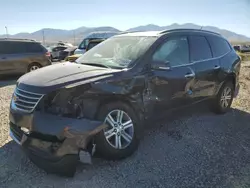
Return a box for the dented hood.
[17,62,121,94]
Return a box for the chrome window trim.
[170,49,231,68]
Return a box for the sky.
[1,0,250,37]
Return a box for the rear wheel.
[95,102,141,160]
[211,81,234,114]
[28,63,42,72]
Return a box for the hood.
[17,62,121,94]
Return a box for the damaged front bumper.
[9,109,107,177]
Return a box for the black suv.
[0,38,51,76]
[9,29,241,176]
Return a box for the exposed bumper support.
[9,110,107,177]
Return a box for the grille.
[13,87,43,113]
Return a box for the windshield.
[76,36,157,69]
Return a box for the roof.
[88,39,105,43]
[115,29,221,37]
[116,31,160,37]
[85,31,119,39]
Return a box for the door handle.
[185,73,195,78]
[214,65,220,70]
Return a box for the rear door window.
[189,36,212,62]
[0,41,27,54]
[206,36,231,57]
[10,41,27,54]
[26,42,45,53]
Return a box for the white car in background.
[74,31,119,55]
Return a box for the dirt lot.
[0,62,250,188]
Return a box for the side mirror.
[151,60,171,70]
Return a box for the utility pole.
[42,30,45,45]
[5,26,9,38]
[73,30,76,46]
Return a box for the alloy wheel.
[220,86,232,108]
[30,65,40,72]
[103,109,134,149]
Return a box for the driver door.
[146,36,196,117]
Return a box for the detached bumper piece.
[22,137,79,177]
[9,112,107,177]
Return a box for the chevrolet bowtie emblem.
[13,94,19,102]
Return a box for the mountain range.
[1,23,249,45]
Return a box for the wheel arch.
[94,95,143,121]
[27,62,42,72]
[216,72,236,95]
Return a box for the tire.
[95,102,142,160]
[28,63,42,72]
[211,81,234,114]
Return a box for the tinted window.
[152,36,189,66]
[0,41,44,54]
[0,42,8,54]
[0,41,27,54]
[79,39,89,49]
[207,36,231,57]
[26,42,45,53]
[53,46,67,52]
[87,42,101,50]
[189,36,212,62]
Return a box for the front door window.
[152,36,189,67]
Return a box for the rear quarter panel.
[27,53,51,67]
[218,50,241,89]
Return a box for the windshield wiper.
[80,62,111,69]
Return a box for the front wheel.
[211,81,234,114]
[95,102,141,160]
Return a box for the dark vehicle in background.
[49,43,74,61]
[65,39,105,62]
[0,38,51,75]
[233,45,240,52]
[239,44,250,53]
[9,29,241,176]
[50,46,67,60]
[58,46,77,61]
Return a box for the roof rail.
[159,28,221,36]
[0,38,36,41]
[118,30,142,34]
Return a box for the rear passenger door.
[188,35,221,100]
[0,41,9,74]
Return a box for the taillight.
[45,52,51,57]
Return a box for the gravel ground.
[0,62,250,188]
